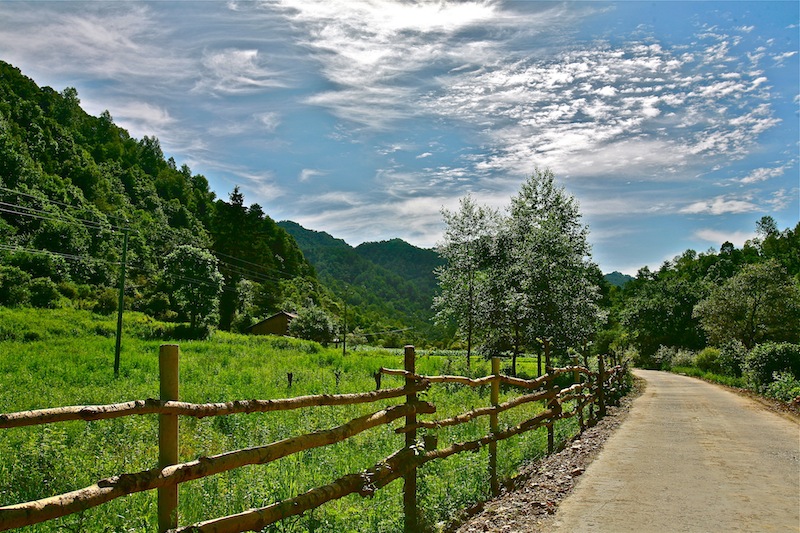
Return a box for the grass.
[670,366,747,388]
[1,307,585,532]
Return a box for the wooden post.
[158,344,179,532]
[597,354,606,418]
[547,385,558,454]
[403,346,417,533]
[544,338,551,374]
[489,356,500,496]
[373,371,382,390]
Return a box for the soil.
[447,378,645,533]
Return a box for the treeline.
[601,217,800,400]
[0,60,333,336]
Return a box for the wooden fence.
[0,345,627,533]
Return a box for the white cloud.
[194,49,285,94]
[111,101,176,137]
[299,169,326,182]
[738,165,787,184]
[256,112,281,132]
[680,195,759,215]
[416,152,433,159]
[694,229,754,246]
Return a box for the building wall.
[249,313,293,336]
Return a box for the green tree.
[163,245,223,329]
[505,169,602,367]
[693,260,800,348]
[433,195,498,369]
[288,305,335,345]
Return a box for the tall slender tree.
[433,195,498,369]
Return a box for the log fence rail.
[0,344,627,533]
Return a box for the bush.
[672,349,696,368]
[745,343,800,389]
[28,277,61,308]
[0,265,31,306]
[695,347,721,374]
[765,371,800,403]
[93,288,118,315]
[717,340,747,377]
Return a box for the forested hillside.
[0,60,318,333]
[277,221,445,345]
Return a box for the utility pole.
[114,227,129,377]
[342,289,347,356]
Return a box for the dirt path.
[549,369,800,532]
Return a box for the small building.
[247,311,298,337]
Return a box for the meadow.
[0,308,579,532]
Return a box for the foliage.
[717,340,747,378]
[764,371,800,402]
[433,195,498,365]
[28,276,61,308]
[744,343,800,389]
[0,264,31,306]
[163,245,223,329]
[288,304,336,345]
[0,60,315,335]
[434,170,602,374]
[693,260,800,349]
[694,347,721,374]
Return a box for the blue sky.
[1,1,797,274]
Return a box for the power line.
[0,185,132,227]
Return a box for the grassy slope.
[0,308,575,532]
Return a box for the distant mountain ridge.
[604,271,634,287]
[277,221,443,341]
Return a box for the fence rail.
[0,344,628,533]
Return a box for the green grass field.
[0,308,579,532]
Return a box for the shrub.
[695,347,721,374]
[717,340,747,377]
[672,349,696,368]
[93,288,118,315]
[765,371,800,403]
[28,277,61,308]
[651,345,676,370]
[0,265,31,306]
[745,343,800,389]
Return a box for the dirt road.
[551,369,799,532]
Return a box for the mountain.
[278,221,444,343]
[604,271,634,287]
[355,238,444,298]
[0,60,314,327]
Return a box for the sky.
[0,1,797,275]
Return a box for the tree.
[505,169,602,368]
[693,260,800,348]
[433,195,498,369]
[163,245,223,329]
[288,305,335,345]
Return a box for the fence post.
[547,384,557,455]
[597,354,606,418]
[403,345,418,533]
[489,356,500,496]
[158,344,179,533]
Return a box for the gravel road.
[550,369,800,532]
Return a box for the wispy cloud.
[299,169,326,182]
[680,195,759,215]
[194,49,286,95]
[694,228,754,246]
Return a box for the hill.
[604,271,634,287]
[0,60,315,330]
[278,221,444,344]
